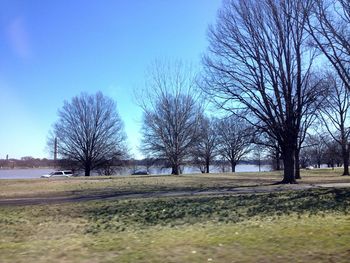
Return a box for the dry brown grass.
[0,168,349,200]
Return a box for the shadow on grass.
[67,181,273,197]
[83,188,350,234]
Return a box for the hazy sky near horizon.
[0,0,222,159]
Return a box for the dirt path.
[1,183,350,206]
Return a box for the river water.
[0,168,55,179]
[0,164,272,180]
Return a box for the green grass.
[2,216,349,263]
[1,187,350,262]
[82,188,350,230]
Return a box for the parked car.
[41,170,73,178]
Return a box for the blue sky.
[0,0,222,159]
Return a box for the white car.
[41,170,73,178]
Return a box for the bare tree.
[49,92,127,176]
[308,0,350,90]
[304,133,328,168]
[253,133,282,171]
[139,61,203,175]
[295,105,318,179]
[299,147,312,168]
[252,144,268,172]
[191,116,218,173]
[142,157,157,174]
[96,157,124,176]
[308,2,350,174]
[216,116,253,173]
[202,0,325,183]
[324,138,343,168]
[270,144,282,171]
[318,75,350,175]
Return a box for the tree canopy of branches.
[202,0,326,183]
[216,116,253,173]
[49,92,127,176]
[140,61,203,175]
[309,0,350,90]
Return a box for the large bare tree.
[139,61,203,175]
[49,92,127,176]
[202,0,325,183]
[216,116,253,173]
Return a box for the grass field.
[0,168,349,199]
[1,169,350,262]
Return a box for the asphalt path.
[1,183,350,207]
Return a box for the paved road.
[1,183,350,206]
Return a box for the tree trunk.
[171,164,180,175]
[206,162,210,174]
[295,149,301,179]
[231,160,236,173]
[84,163,91,176]
[281,147,297,184]
[342,147,349,176]
[206,158,210,173]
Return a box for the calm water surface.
[0,168,54,179]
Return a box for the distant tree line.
[0,157,56,169]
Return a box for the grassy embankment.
[0,169,350,262]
